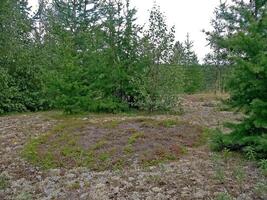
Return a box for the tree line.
[0,0,209,114]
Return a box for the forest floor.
[0,94,266,200]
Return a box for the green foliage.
[0,0,218,115]
[0,0,46,114]
[137,65,183,112]
[183,65,204,94]
[0,68,21,114]
[171,34,204,94]
[0,173,9,190]
[254,181,267,198]
[215,192,233,200]
[259,159,267,176]
[207,0,267,159]
[210,129,225,152]
[128,132,145,145]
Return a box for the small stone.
[167,189,176,195]
[131,192,141,200]
[152,187,161,193]
[194,189,206,198]
[155,193,166,199]
[113,187,119,194]
[36,175,42,181]
[66,173,76,179]
[181,192,189,198]
[49,169,60,176]
[237,194,252,200]
[80,193,89,199]
[95,183,105,189]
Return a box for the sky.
[28,0,222,63]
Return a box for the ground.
[0,94,266,200]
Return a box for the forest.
[0,0,266,199]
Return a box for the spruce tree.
[171,41,186,65]
[183,33,198,66]
[210,0,267,158]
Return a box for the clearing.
[0,94,266,200]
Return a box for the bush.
[210,127,267,159]
[210,129,225,152]
[136,65,183,113]
[0,68,27,114]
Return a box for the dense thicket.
[209,0,267,159]
[1,0,209,114]
[0,0,45,113]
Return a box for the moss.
[128,132,145,145]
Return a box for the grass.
[259,159,267,176]
[214,166,225,183]
[128,132,145,145]
[194,127,213,147]
[157,119,180,128]
[124,144,134,154]
[146,174,162,184]
[92,140,108,150]
[22,119,117,171]
[0,174,9,190]
[101,120,120,129]
[254,181,267,198]
[137,118,181,128]
[141,147,178,168]
[214,192,233,200]
[22,118,90,169]
[233,166,246,184]
[16,192,33,200]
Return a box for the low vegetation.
[22,117,203,171]
[0,174,9,190]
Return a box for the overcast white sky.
[28,0,222,62]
